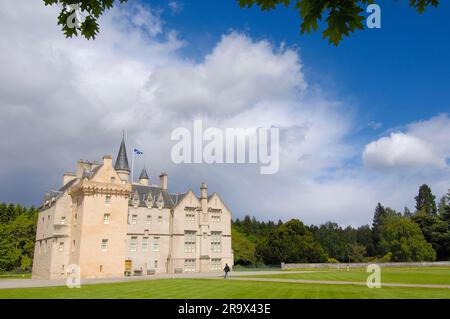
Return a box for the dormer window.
[145,192,154,208]
[157,192,164,209]
[132,192,140,207]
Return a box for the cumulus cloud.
[363,132,445,168]
[0,0,449,226]
[363,115,450,169]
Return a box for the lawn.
[1,278,450,299]
[243,267,450,286]
[0,273,31,280]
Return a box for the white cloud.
[363,132,445,168]
[363,115,450,169]
[0,0,449,227]
[168,2,183,14]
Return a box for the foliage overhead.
[43,1,439,43]
[238,0,440,45]
[43,0,128,40]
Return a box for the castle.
[32,137,233,279]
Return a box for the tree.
[256,219,328,264]
[0,204,38,272]
[415,184,437,216]
[378,214,436,262]
[45,1,440,43]
[347,243,366,262]
[238,0,439,45]
[355,225,375,257]
[43,0,128,40]
[430,191,450,260]
[231,226,257,265]
[313,222,348,262]
[372,202,387,252]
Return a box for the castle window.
[184,259,196,272]
[158,216,162,224]
[210,209,222,222]
[60,216,66,224]
[211,213,221,222]
[153,237,160,251]
[131,214,137,224]
[154,260,158,268]
[185,212,196,221]
[72,240,76,252]
[103,214,110,224]
[142,237,149,251]
[101,239,109,251]
[211,232,222,253]
[211,258,222,271]
[58,242,64,252]
[184,231,196,253]
[110,177,116,183]
[146,215,152,224]
[105,195,111,204]
[130,236,138,251]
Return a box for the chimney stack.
[102,154,112,166]
[63,172,76,186]
[159,172,168,190]
[200,182,208,217]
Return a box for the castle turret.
[114,135,130,182]
[139,167,149,186]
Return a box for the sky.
[0,0,449,226]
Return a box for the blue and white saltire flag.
[134,148,144,155]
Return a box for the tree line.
[233,184,450,265]
[1,183,449,272]
[0,204,38,272]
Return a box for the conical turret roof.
[114,136,130,172]
[139,167,149,180]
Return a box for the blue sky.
[152,0,450,131]
[0,0,449,225]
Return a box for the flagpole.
[131,146,135,184]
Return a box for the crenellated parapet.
[69,180,131,198]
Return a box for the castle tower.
[69,155,131,278]
[114,135,130,182]
[138,167,149,186]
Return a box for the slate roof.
[130,184,174,208]
[114,137,130,172]
[139,167,149,180]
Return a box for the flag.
[134,148,144,155]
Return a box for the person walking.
[223,263,230,279]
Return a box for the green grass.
[0,278,450,299]
[0,273,31,280]
[245,267,450,285]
